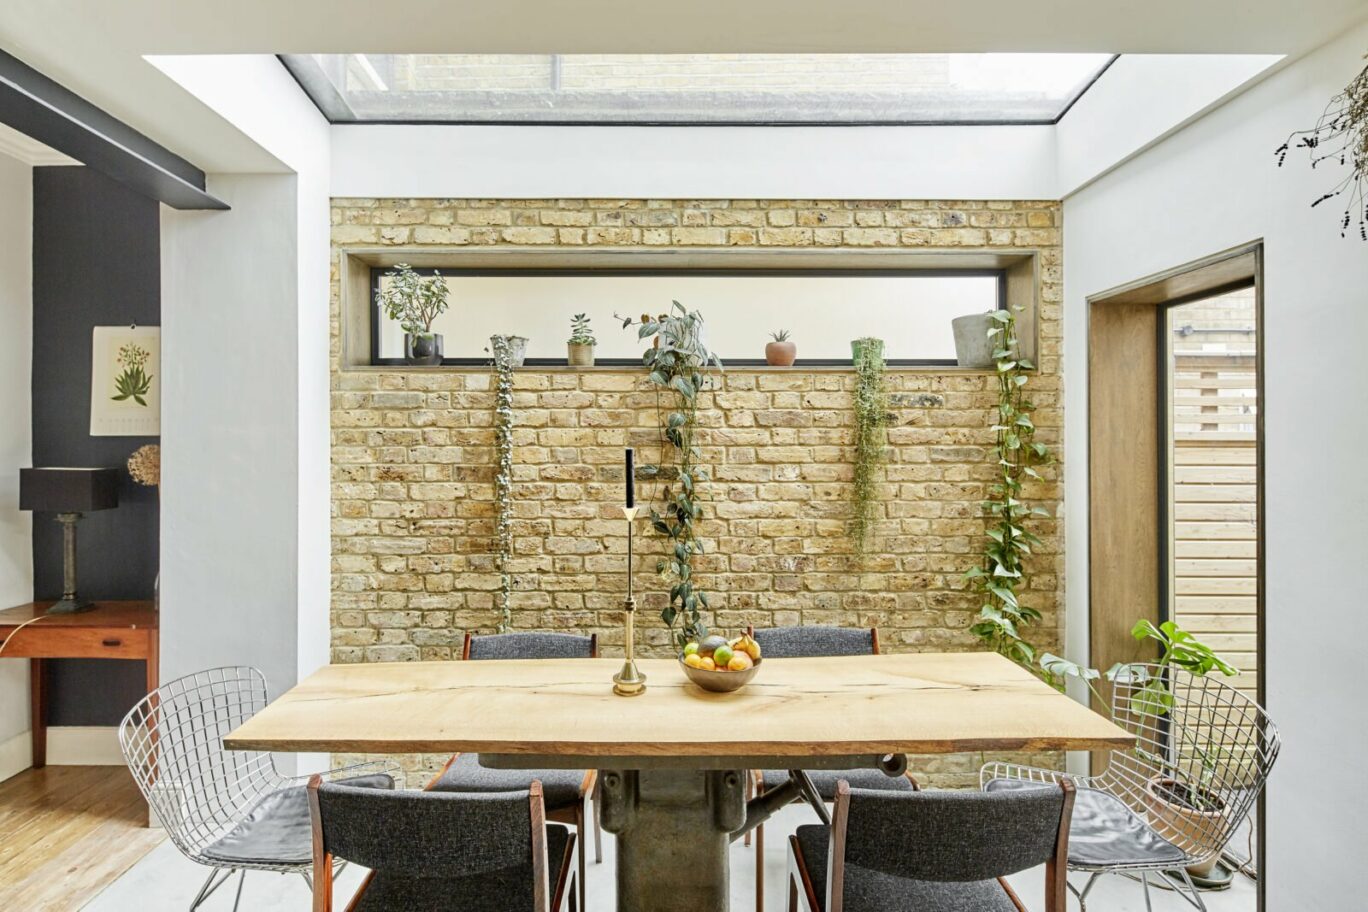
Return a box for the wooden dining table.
[226,651,1132,912]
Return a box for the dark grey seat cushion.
[751,625,874,659]
[984,777,1188,869]
[793,825,1019,912]
[468,632,595,660]
[429,753,584,811]
[762,767,915,798]
[201,773,394,867]
[352,824,572,912]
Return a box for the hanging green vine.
[850,338,888,558]
[490,335,517,633]
[617,303,723,650]
[964,308,1052,669]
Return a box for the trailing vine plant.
[850,338,888,558]
[964,307,1052,671]
[490,335,517,633]
[1275,53,1368,239]
[617,303,723,649]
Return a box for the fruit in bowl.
[679,634,763,692]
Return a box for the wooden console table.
[0,600,158,769]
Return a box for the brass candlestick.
[613,506,648,696]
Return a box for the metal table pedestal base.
[599,768,747,912]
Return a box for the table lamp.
[19,467,119,614]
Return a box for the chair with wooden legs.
[427,631,600,911]
[746,625,919,910]
[308,777,577,912]
[982,664,1281,911]
[786,778,1076,912]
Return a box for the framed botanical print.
[90,325,160,436]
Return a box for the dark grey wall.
[32,166,159,726]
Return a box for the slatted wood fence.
[1171,351,1258,699]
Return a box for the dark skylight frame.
[281,53,1117,126]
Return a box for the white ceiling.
[0,0,1364,174]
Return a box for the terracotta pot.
[567,342,595,367]
[765,340,797,366]
[1144,776,1226,875]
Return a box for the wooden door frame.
[1086,240,1266,907]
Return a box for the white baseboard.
[0,730,33,783]
[46,725,122,766]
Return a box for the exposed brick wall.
[330,199,1063,786]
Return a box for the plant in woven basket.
[963,308,1051,670]
[849,337,887,558]
[617,302,723,650]
[1276,53,1368,238]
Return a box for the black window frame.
[369,265,1008,368]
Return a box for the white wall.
[1063,23,1368,909]
[0,151,33,780]
[149,57,332,731]
[331,123,1059,201]
[1056,54,1282,194]
[159,175,303,701]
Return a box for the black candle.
[625,447,635,509]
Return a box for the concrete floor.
[85,802,1257,911]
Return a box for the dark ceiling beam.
[0,49,227,210]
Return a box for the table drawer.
[0,626,151,659]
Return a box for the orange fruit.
[699,656,717,671]
[727,652,753,671]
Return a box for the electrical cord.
[0,615,48,658]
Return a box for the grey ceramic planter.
[405,332,443,366]
[951,313,997,369]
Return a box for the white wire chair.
[119,666,399,911]
[983,664,1280,912]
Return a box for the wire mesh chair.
[982,664,1280,911]
[119,666,400,911]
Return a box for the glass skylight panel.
[282,53,1115,124]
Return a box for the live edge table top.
[225,652,1133,761]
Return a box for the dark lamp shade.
[20,467,119,512]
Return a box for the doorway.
[1087,242,1266,903]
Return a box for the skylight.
[281,53,1115,125]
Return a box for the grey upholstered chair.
[983,664,1280,911]
[427,631,599,911]
[787,779,1076,912]
[118,666,399,911]
[308,777,577,912]
[747,625,918,911]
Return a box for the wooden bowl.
[678,655,762,693]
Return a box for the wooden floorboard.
[0,766,164,912]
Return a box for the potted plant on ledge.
[765,329,796,366]
[951,310,998,368]
[376,263,450,366]
[568,313,596,367]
